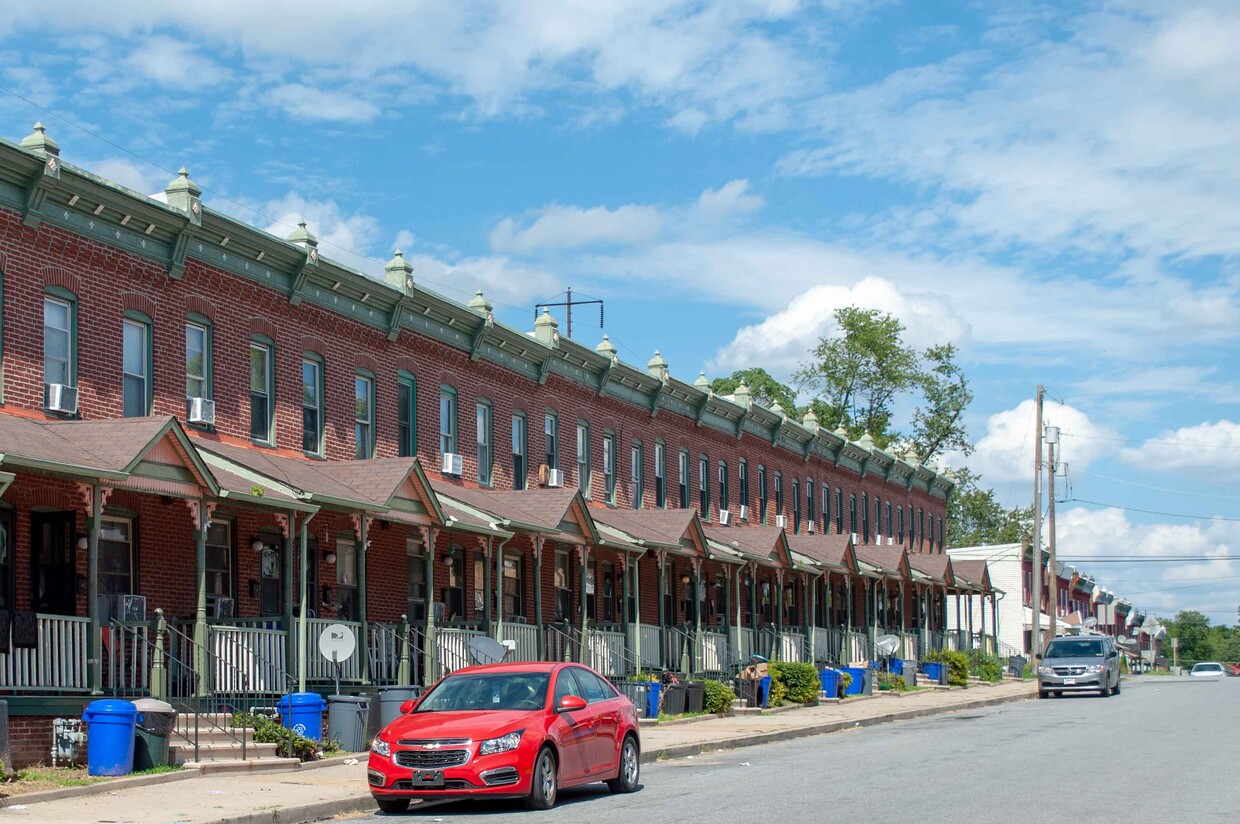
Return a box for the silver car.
[1037,635,1122,698]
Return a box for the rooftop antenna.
[534,287,604,340]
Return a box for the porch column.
[992,595,999,645]
[806,573,816,662]
[88,483,103,694]
[955,590,962,647]
[422,527,438,682]
[691,558,702,674]
[533,537,544,658]
[494,538,504,643]
[193,496,209,698]
[979,591,986,646]
[775,570,784,634]
[868,578,877,647]
[482,537,493,635]
[284,511,296,684]
[967,592,975,647]
[922,584,930,652]
[578,545,590,661]
[656,551,666,630]
[730,565,742,657]
[357,515,370,684]
[298,513,316,692]
[626,553,640,673]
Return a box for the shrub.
[877,671,909,692]
[233,712,339,761]
[924,649,969,686]
[702,680,736,715]
[966,649,1004,683]
[769,662,820,704]
[838,671,853,693]
[767,675,787,707]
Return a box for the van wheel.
[526,747,558,810]
[375,797,410,814]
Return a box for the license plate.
[410,770,445,788]
[1063,678,1076,685]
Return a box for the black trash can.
[663,683,687,716]
[131,699,175,770]
[1008,656,1027,678]
[375,686,419,730]
[736,678,761,708]
[686,682,705,714]
[328,695,371,753]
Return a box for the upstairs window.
[122,316,151,417]
[354,374,374,459]
[718,461,729,512]
[186,321,210,403]
[577,423,591,496]
[774,472,783,519]
[301,358,323,454]
[806,478,815,526]
[848,494,857,537]
[758,466,768,524]
[698,454,710,519]
[249,341,273,443]
[43,294,74,398]
[476,401,493,485]
[397,375,416,458]
[603,432,617,504]
[822,486,831,533]
[439,387,457,456]
[875,497,882,542]
[654,441,666,507]
[885,502,893,541]
[511,413,527,490]
[861,492,869,543]
[897,506,905,544]
[631,443,644,509]
[739,458,749,518]
[544,411,559,470]
[791,479,800,533]
[836,489,844,534]
[678,449,690,508]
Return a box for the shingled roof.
[784,533,857,572]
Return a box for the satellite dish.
[1083,617,1098,628]
[1115,637,1138,651]
[318,623,357,663]
[500,639,518,652]
[468,635,509,665]
[875,634,900,657]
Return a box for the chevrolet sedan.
[368,662,641,813]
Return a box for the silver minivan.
[1037,635,1122,698]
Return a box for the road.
[349,676,1237,823]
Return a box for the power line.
[1075,469,1240,500]
[1057,556,1240,563]
[1067,497,1240,522]
[1063,431,1240,450]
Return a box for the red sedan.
[368,661,642,813]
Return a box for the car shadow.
[382,785,645,817]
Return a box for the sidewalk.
[4,679,1034,824]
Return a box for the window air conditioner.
[46,383,78,415]
[441,452,463,476]
[888,536,894,546]
[718,509,732,526]
[738,504,749,521]
[851,532,859,544]
[807,520,815,534]
[875,533,883,545]
[775,514,787,529]
[188,397,216,425]
[213,597,236,620]
[545,468,564,488]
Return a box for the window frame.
[301,355,324,455]
[603,431,617,505]
[774,472,783,520]
[185,315,212,406]
[654,441,666,508]
[849,493,857,537]
[354,371,376,459]
[791,478,800,533]
[739,458,749,519]
[249,337,275,445]
[678,449,690,509]
[476,399,493,485]
[122,312,153,418]
[439,385,458,457]
[758,465,768,524]
[98,513,137,597]
[544,410,559,470]
[698,453,710,520]
[806,478,815,526]
[576,421,591,497]
[511,411,527,490]
[43,289,77,408]
[397,373,416,458]
[861,492,869,543]
[631,441,644,509]
[204,516,234,613]
[718,460,729,513]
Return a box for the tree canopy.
[1164,610,1240,666]
[946,468,1032,547]
[710,368,800,416]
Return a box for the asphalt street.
[351,677,1237,823]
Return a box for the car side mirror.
[1034,653,1043,661]
[557,695,588,713]
[399,699,418,714]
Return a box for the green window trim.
[43,287,78,406]
[544,409,559,470]
[576,420,591,498]
[354,369,376,460]
[185,313,213,405]
[397,372,416,459]
[301,353,325,456]
[476,398,493,486]
[249,335,275,446]
[439,384,458,456]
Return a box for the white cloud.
[965,399,1116,485]
[708,276,968,377]
[1120,420,1240,480]
[125,36,228,90]
[490,203,662,254]
[85,158,169,196]
[696,179,764,216]
[407,253,558,309]
[262,194,383,265]
[268,83,382,122]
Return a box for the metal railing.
[638,624,662,670]
[436,624,485,679]
[497,622,540,662]
[586,627,627,678]
[370,620,423,685]
[0,614,90,692]
[292,619,361,682]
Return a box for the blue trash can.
[842,667,866,696]
[82,699,141,776]
[759,675,772,708]
[819,668,841,698]
[278,692,327,741]
[922,662,945,684]
[890,659,904,676]
[645,682,663,719]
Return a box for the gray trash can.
[328,695,371,753]
[1008,656,1027,678]
[375,686,419,730]
[131,699,175,771]
[900,660,917,690]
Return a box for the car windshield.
[416,672,550,712]
[1044,640,1104,659]
[1193,664,1223,672]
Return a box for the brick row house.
[0,125,967,765]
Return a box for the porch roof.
[784,533,858,573]
[906,552,954,585]
[950,559,994,593]
[700,524,791,568]
[853,545,911,580]
[429,482,601,545]
[587,507,704,556]
[196,439,377,510]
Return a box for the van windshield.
[1044,640,1104,659]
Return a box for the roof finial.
[20,121,60,157]
[647,350,669,381]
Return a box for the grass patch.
[1,764,185,797]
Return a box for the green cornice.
[0,138,955,499]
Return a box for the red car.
[367,661,642,813]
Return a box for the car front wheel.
[526,747,558,811]
[608,735,640,794]
[375,797,410,815]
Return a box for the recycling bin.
[736,678,760,708]
[83,699,141,776]
[819,668,841,699]
[759,675,772,708]
[645,682,663,718]
[686,682,705,714]
[328,695,372,753]
[922,662,946,685]
[862,666,876,695]
[663,683,687,716]
[278,692,326,742]
[889,659,904,676]
[375,686,419,730]
[131,699,175,771]
[841,666,866,696]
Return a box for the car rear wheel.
[1038,689,1049,699]
[608,735,640,794]
[525,747,558,811]
[1113,679,1121,695]
[375,797,410,815]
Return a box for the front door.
[0,508,15,611]
[259,545,282,616]
[31,511,76,615]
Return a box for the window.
[439,387,457,456]
[937,517,944,552]
[406,536,426,622]
[476,401,493,485]
[512,413,527,490]
[205,519,232,612]
[397,375,416,458]
[861,492,869,543]
[718,461,729,512]
[577,423,591,496]
[897,506,905,544]
[849,494,857,536]
[603,432,616,504]
[43,294,74,400]
[655,441,666,507]
[791,479,800,533]
[875,497,882,543]
[99,516,135,596]
[758,465,768,524]
[502,552,524,618]
[919,509,926,550]
[774,472,783,519]
[678,449,690,508]
[336,537,358,620]
[544,411,559,470]
[186,321,210,404]
[354,374,374,459]
[807,478,815,526]
[886,502,893,542]
[250,341,273,443]
[631,443,643,509]
[739,459,749,518]
[122,317,151,417]
[442,551,464,621]
[698,454,709,519]
[836,489,844,534]
[822,486,830,533]
[554,550,573,621]
[301,358,323,454]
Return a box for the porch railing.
[737,626,756,662]
[291,619,362,683]
[697,629,734,676]
[1,614,90,692]
[663,625,694,673]
[210,624,289,694]
[370,620,423,686]
[586,628,626,678]
[497,622,540,662]
[638,624,662,670]
[776,629,806,662]
[436,624,485,679]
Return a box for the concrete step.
[184,757,303,775]
[169,741,282,763]
[172,726,256,746]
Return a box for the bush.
[839,671,853,692]
[966,649,1004,683]
[767,675,787,707]
[233,712,339,761]
[702,680,736,715]
[877,671,909,692]
[924,649,969,686]
[769,662,820,704]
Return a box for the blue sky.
[3,0,1239,625]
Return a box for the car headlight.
[371,736,390,757]
[1038,666,1055,675]
[1085,664,1104,673]
[479,730,523,756]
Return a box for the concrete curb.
[0,768,198,807]
[196,796,378,824]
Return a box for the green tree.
[711,368,800,417]
[946,468,1033,547]
[910,343,973,463]
[1166,610,1214,664]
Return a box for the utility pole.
[1030,385,1044,658]
[1047,427,1059,639]
[534,287,604,340]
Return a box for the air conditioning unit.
[545,468,564,488]
[888,536,894,546]
[738,504,749,521]
[807,520,815,534]
[188,397,216,426]
[213,597,236,619]
[775,514,787,529]
[441,452,463,476]
[718,509,732,526]
[46,383,78,415]
[851,532,859,544]
[875,533,883,545]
